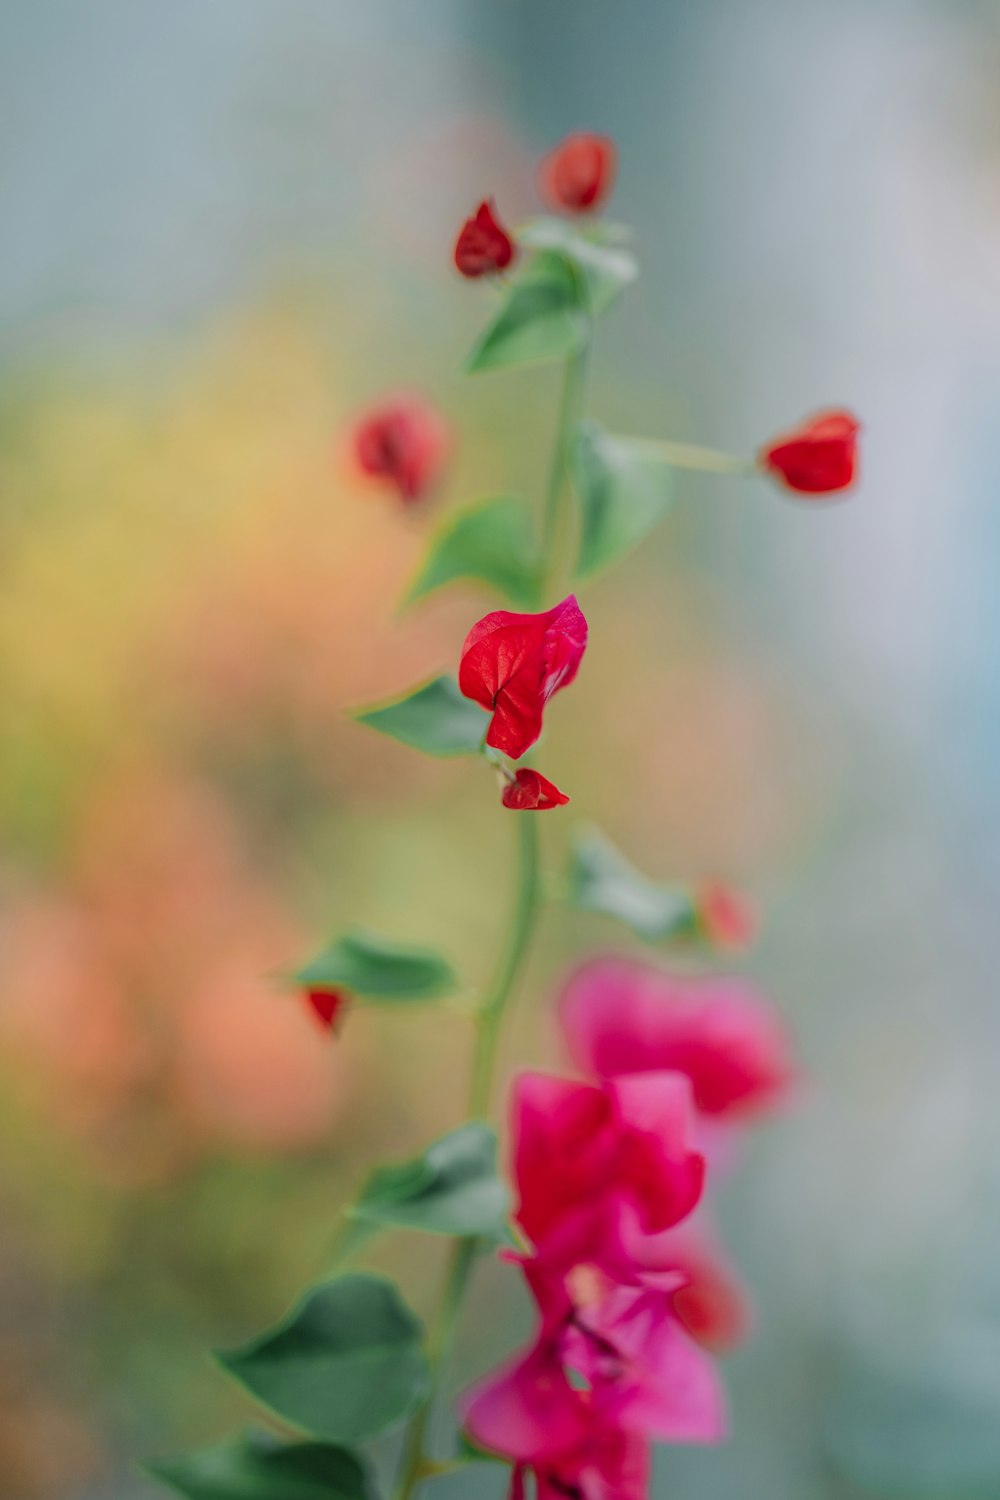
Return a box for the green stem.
[392,813,540,1500]
[392,1236,478,1500]
[468,811,540,1119]
[626,436,757,475]
[540,342,590,600]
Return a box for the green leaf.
[466,254,589,373]
[352,1123,512,1244]
[519,217,638,315]
[217,1274,430,1444]
[355,675,486,757]
[405,497,540,609]
[570,422,676,583]
[147,1432,375,1500]
[567,828,694,942]
[294,929,456,1003]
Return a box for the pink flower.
[464,1337,650,1500]
[760,409,860,496]
[501,768,570,811]
[512,1071,704,1267]
[352,394,450,504]
[559,957,793,1120]
[633,1214,755,1353]
[462,1253,723,1495]
[459,596,588,760]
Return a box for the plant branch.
[625,435,757,475]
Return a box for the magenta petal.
[463,1345,588,1465]
[560,957,794,1120]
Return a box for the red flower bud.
[539,132,617,214]
[454,199,516,278]
[696,882,757,951]
[353,394,450,505]
[502,768,570,811]
[760,409,860,496]
[459,596,588,760]
[304,987,349,1034]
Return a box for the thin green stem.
[392,1236,478,1500]
[624,435,757,476]
[540,341,590,600]
[392,813,540,1500]
[468,811,540,1119]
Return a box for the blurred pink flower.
[512,1070,704,1272]
[559,957,794,1121]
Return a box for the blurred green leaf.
[355,675,486,757]
[352,1123,512,1244]
[295,929,456,1003]
[147,1431,375,1500]
[570,422,675,583]
[466,254,589,373]
[519,217,638,315]
[567,828,694,942]
[405,497,540,609]
[216,1274,429,1444]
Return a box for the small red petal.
[454,198,517,278]
[304,988,349,1033]
[539,133,617,213]
[501,768,570,811]
[760,408,860,496]
[697,882,757,950]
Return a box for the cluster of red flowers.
[350,131,861,508]
[462,955,793,1498]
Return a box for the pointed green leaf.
[466,254,589,373]
[355,675,486,757]
[405,497,540,609]
[147,1432,375,1500]
[352,1123,512,1244]
[567,828,694,942]
[519,217,638,315]
[217,1274,430,1444]
[295,929,456,1003]
[570,422,676,583]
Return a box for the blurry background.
[2,2,999,1497]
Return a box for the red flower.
[513,1071,705,1267]
[559,957,794,1121]
[459,596,588,760]
[696,881,757,950]
[760,409,860,496]
[454,199,516,278]
[502,769,570,811]
[303,987,349,1034]
[353,394,450,504]
[539,132,617,213]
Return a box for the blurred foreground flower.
[559,956,794,1121]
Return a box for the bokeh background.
[2,2,999,1497]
